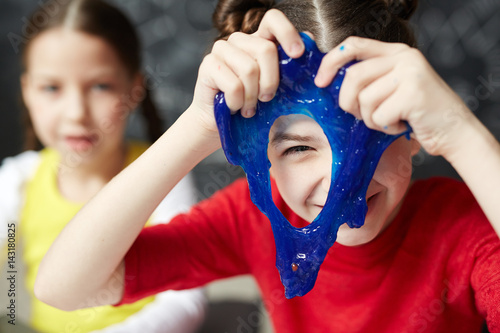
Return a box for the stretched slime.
[214,33,411,298]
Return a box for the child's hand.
[314,36,472,159]
[189,9,305,136]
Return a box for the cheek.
[373,140,413,190]
[91,95,130,132]
[273,164,310,208]
[28,104,58,141]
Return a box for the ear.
[133,72,143,91]
[128,72,145,111]
[20,74,32,110]
[410,137,421,156]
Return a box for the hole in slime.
[268,114,332,224]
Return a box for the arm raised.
[35,110,219,310]
[36,9,306,310]
[315,36,500,234]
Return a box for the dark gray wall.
[1,0,499,186]
[411,0,500,179]
[0,0,217,154]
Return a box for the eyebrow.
[270,132,319,146]
[31,68,119,80]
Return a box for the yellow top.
[20,143,154,333]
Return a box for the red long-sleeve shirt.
[119,177,500,332]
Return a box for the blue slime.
[214,33,411,299]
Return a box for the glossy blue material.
[214,33,411,298]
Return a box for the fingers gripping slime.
[214,33,411,298]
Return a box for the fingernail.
[314,73,325,86]
[289,42,304,56]
[339,45,346,52]
[243,108,255,118]
[260,93,274,102]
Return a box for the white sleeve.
[0,151,40,249]
[91,173,207,333]
[90,289,207,333]
[0,152,39,320]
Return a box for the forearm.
[445,114,500,235]
[35,108,220,310]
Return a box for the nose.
[64,89,89,122]
[311,169,331,208]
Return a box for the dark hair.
[21,0,163,151]
[213,0,418,51]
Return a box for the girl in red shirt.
[36,0,500,332]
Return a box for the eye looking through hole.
[268,114,332,224]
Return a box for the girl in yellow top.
[0,0,206,332]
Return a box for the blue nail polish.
[339,45,345,51]
[384,125,388,130]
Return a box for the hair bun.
[386,0,419,21]
[213,0,275,40]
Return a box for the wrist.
[180,106,222,155]
[444,113,496,168]
[422,100,474,159]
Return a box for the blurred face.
[268,115,419,246]
[22,28,141,167]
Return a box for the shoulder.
[191,177,275,246]
[403,176,494,251]
[406,177,481,220]
[152,173,252,225]
[404,180,500,325]
[0,151,41,186]
[409,176,470,197]
[196,176,298,225]
[0,151,41,231]
[197,177,252,209]
[188,176,264,227]
[0,151,41,172]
